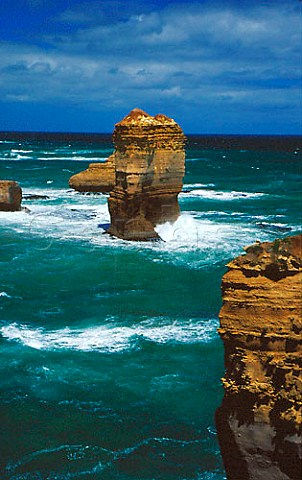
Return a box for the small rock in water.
[23,194,50,200]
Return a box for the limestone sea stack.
[216,234,302,480]
[108,108,186,240]
[68,155,115,193]
[0,180,22,211]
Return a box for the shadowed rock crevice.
[216,234,302,480]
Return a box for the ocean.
[0,133,301,479]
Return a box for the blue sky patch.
[0,0,300,133]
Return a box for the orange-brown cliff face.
[216,234,302,480]
[68,155,115,193]
[108,108,186,240]
[0,180,22,211]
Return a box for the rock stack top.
[113,108,186,152]
[115,108,177,126]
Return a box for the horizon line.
[0,130,301,138]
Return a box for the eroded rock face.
[216,234,302,480]
[68,155,115,193]
[108,108,186,240]
[0,180,22,211]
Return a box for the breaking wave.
[1,318,218,353]
[0,292,11,299]
[180,189,266,200]
[0,185,280,268]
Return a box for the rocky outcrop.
[68,108,186,240]
[68,155,115,193]
[0,181,22,211]
[108,108,186,240]
[216,234,302,480]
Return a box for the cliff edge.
[216,234,302,480]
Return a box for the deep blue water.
[0,135,301,479]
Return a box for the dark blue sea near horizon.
[0,133,301,480]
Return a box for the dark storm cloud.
[0,0,300,132]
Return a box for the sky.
[0,0,301,134]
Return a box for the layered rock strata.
[108,108,186,240]
[216,234,302,480]
[0,180,22,211]
[68,155,115,193]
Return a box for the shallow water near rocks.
[0,134,301,479]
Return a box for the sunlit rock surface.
[216,234,302,480]
[108,108,186,241]
[68,155,115,193]
[0,180,22,211]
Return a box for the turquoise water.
[0,136,301,479]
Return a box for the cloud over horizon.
[0,0,300,133]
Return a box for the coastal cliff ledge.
[216,234,302,480]
[68,155,115,193]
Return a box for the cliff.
[216,234,302,480]
[108,108,186,240]
[0,180,22,211]
[68,155,115,193]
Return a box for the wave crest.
[1,319,218,353]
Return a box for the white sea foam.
[154,214,262,250]
[70,149,111,155]
[180,189,265,200]
[255,221,292,232]
[1,190,275,267]
[1,319,218,352]
[5,444,109,476]
[183,183,215,189]
[2,153,107,161]
[1,185,280,267]
[155,215,200,243]
[10,154,33,160]
[21,187,108,203]
[37,156,108,161]
[186,157,209,162]
[10,149,33,153]
[1,188,109,243]
[22,187,77,197]
[0,292,11,298]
